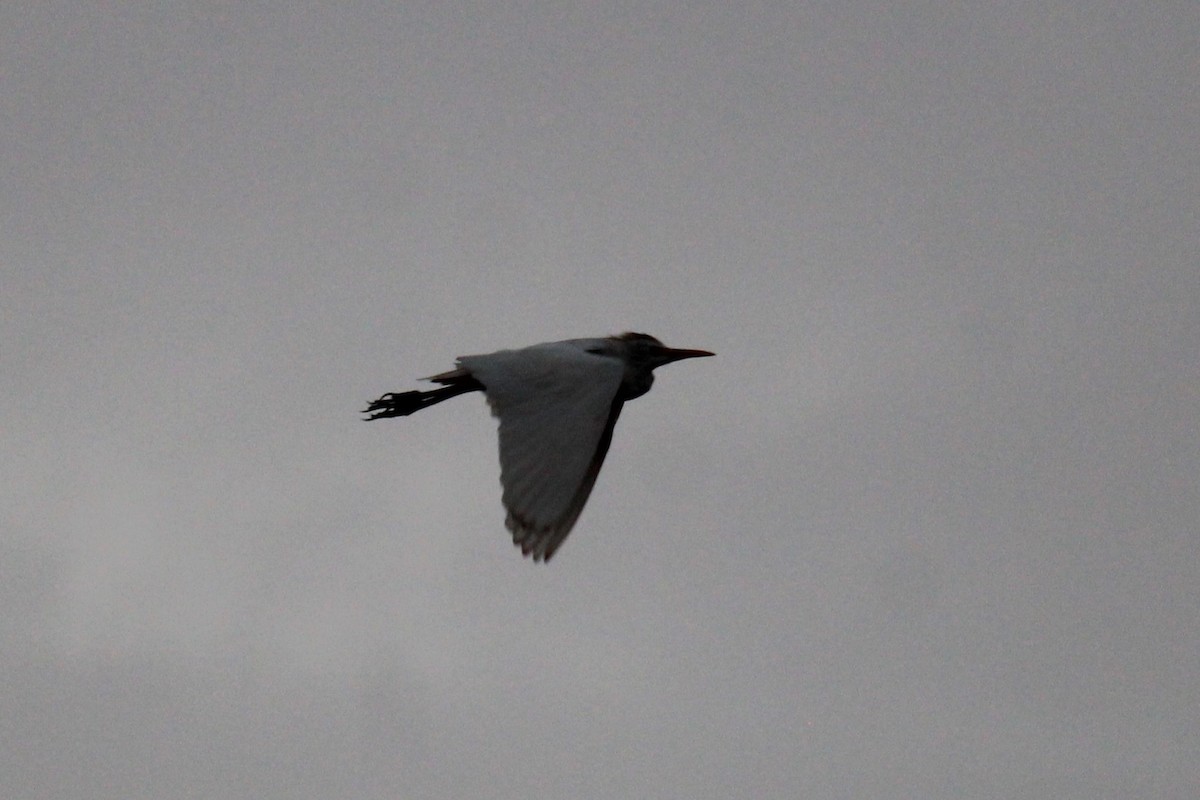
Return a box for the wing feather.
[458,342,625,561]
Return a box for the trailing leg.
[362,376,483,420]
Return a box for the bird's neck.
[619,369,655,400]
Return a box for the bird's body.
[364,333,713,562]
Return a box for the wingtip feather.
[505,510,565,563]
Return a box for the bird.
[363,332,714,562]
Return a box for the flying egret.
[363,332,714,562]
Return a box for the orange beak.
[653,346,716,366]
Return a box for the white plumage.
[460,343,625,559]
[364,333,713,562]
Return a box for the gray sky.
[3,3,1198,798]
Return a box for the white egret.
[364,332,714,562]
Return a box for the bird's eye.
[586,347,605,355]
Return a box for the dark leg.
[362,378,483,420]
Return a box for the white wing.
[458,342,625,561]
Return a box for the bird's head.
[615,332,715,369]
[610,332,714,399]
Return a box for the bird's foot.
[362,391,422,420]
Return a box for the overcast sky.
[3,3,1198,798]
